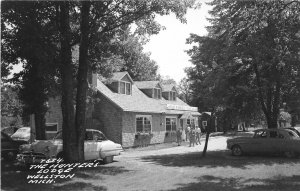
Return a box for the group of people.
[176,125,202,146]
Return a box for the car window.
[54,131,62,139]
[254,130,267,138]
[288,131,296,137]
[85,131,93,141]
[92,131,107,141]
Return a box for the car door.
[249,130,268,154]
[84,131,96,160]
[266,130,283,154]
[90,131,105,159]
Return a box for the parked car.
[1,126,21,136]
[227,128,300,158]
[284,127,300,137]
[1,132,27,161]
[11,127,31,142]
[17,129,123,164]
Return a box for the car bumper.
[17,152,47,164]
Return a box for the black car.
[1,132,27,161]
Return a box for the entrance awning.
[180,112,193,119]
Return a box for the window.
[119,81,131,95]
[85,131,94,140]
[169,91,176,101]
[126,83,131,95]
[254,130,267,138]
[153,88,161,99]
[92,131,107,141]
[187,118,195,128]
[136,115,152,133]
[45,123,58,133]
[166,117,177,131]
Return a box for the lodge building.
[45,72,201,148]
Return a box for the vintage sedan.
[11,127,31,142]
[227,128,300,158]
[18,129,123,164]
[1,132,27,161]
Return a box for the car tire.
[284,151,296,158]
[103,156,114,164]
[231,145,243,156]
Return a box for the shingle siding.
[93,94,122,144]
[121,112,177,147]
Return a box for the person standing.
[189,127,195,147]
[185,125,191,141]
[195,126,201,145]
[176,128,182,146]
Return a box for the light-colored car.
[18,129,123,164]
[11,127,31,142]
[227,128,300,158]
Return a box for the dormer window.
[119,81,131,95]
[153,88,161,99]
[170,91,176,101]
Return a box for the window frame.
[169,91,176,101]
[45,123,58,133]
[119,81,131,95]
[153,88,161,99]
[135,115,152,133]
[165,117,177,132]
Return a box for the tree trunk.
[75,1,91,162]
[34,111,46,140]
[202,115,213,157]
[58,2,77,162]
[202,132,210,157]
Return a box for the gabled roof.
[94,73,200,116]
[161,83,177,92]
[134,81,161,89]
[111,72,134,83]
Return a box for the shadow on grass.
[1,159,129,191]
[141,150,300,169]
[167,175,300,191]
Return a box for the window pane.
[144,117,151,132]
[85,131,93,140]
[120,82,125,94]
[158,89,161,99]
[172,92,176,100]
[126,83,131,95]
[136,117,143,132]
[171,119,176,131]
[154,89,158,98]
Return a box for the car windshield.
[54,131,62,139]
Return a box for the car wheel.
[231,145,242,156]
[103,156,114,164]
[284,151,296,158]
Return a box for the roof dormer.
[135,81,162,99]
[161,84,177,101]
[107,72,133,95]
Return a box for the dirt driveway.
[2,136,300,191]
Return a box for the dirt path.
[54,136,300,191]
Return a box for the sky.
[143,1,212,83]
[10,1,212,82]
